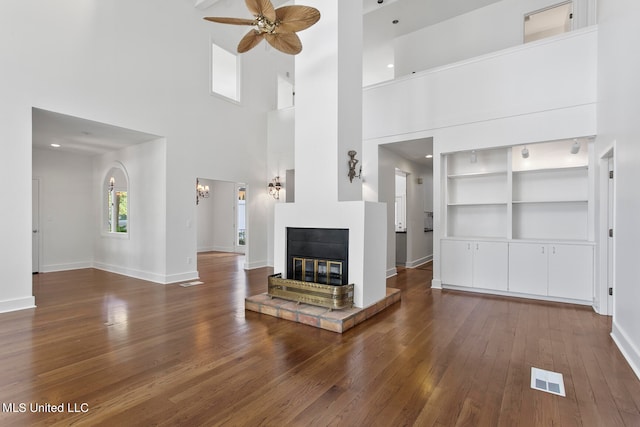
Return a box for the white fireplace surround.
[274,201,386,308]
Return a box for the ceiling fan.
[204,0,321,55]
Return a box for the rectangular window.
[211,43,240,102]
[524,2,573,43]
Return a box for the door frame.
[597,143,615,316]
[32,178,40,274]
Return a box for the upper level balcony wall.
[393,0,597,78]
[363,27,597,142]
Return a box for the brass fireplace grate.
[267,273,354,310]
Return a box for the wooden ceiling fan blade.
[275,6,321,33]
[245,0,276,22]
[265,32,302,55]
[203,17,255,26]
[238,30,265,53]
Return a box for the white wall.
[93,139,168,283]
[0,0,288,310]
[394,0,597,77]
[32,149,94,272]
[266,107,295,265]
[210,180,237,252]
[196,178,215,252]
[597,0,640,379]
[196,179,238,253]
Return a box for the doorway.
[196,178,247,256]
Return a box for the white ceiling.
[32,1,494,158]
[381,137,434,166]
[32,108,160,156]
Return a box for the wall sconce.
[521,147,530,159]
[196,178,209,205]
[268,176,282,199]
[108,177,115,191]
[348,150,362,182]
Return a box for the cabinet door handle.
[541,246,545,254]
[476,243,479,250]
[467,243,471,250]
[552,246,556,254]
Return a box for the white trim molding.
[611,321,640,381]
[0,297,36,314]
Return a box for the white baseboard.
[164,271,200,284]
[431,279,443,289]
[93,262,195,285]
[386,267,397,278]
[212,245,236,253]
[243,259,269,270]
[0,296,36,313]
[40,261,92,273]
[611,321,640,381]
[405,255,433,269]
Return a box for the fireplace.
[286,227,349,285]
[267,227,353,310]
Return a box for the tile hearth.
[245,288,401,333]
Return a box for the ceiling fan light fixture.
[203,0,320,55]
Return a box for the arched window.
[104,164,129,234]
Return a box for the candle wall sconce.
[347,150,362,183]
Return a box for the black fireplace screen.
[287,228,349,286]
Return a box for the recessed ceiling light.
[425,155,433,159]
[50,143,61,148]
[392,19,399,24]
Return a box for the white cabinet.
[441,240,473,287]
[508,242,593,302]
[548,244,594,300]
[440,139,595,306]
[508,243,551,295]
[441,240,508,291]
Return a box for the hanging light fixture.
[268,176,282,199]
[108,177,115,191]
[196,179,210,205]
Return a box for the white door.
[473,241,508,291]
[607,157,614,314]
[441,240,473,287]
[508,242,548,295]
[32,179,40,273]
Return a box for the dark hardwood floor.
[0,252,638,426]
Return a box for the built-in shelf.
[512,199,588,204]
[448,170,508,179]
[441,139,594,305]
[448,201,508,206]
[512,165,588,174]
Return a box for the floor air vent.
[530,367,566,397]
